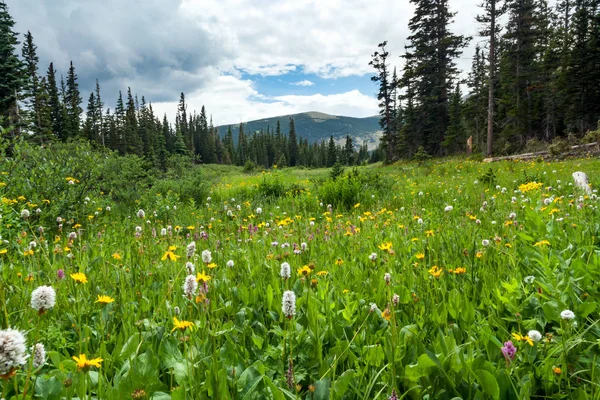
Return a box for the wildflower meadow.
[1,140,600,399]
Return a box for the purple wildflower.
[501,341,516,361]
[57,269,65,280]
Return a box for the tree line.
[0,3,369,170]
[371,0,600,161]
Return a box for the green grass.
[1,150,600,399]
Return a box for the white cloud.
[151,74,378,127]
[290,80,315,87]
[10,0,483,121]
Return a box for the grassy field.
[1,150,600,399]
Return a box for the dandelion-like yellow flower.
[297,265,312,277]
[449,267,467,274]
[161,250,180,261]
[112,253,121,260]
[95,295,115,304]
[415,253,425,260]
[72,354,103,370]
[206,263,217,269]
[316,271,328,277]
[171,317,195,332]
[196,271,211,283]
[519,181,543,193]
[425,230,434,237]
[511,332,534,346]
[70,272,88,284]
[334,258,344,266]
[378,242,393,252]
[533,240,550,247]
[382,307,392,321]
[428,266,443,278]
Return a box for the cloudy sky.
[8,0,482,126]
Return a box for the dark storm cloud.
[7,0,229,107]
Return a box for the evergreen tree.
[327,136,337,167]
[94,80,104,146]
[64,61,82,139]
[443,84,464,153]
[402,0,469,155]
[124,87,143,155]
[223,126,235,164]
[369,41,397,161]
[83,92,98,143]
[46,63,63,140]
[344,135,355,165]
[477,0,505,156]
[464,45,489,151]
[176,92,191,152]
[236,123,247,165]
[21,31,42,136]
[114,91,126,154]
[288,117,299,166]
[0,2,23,131]
[497,0,542,151]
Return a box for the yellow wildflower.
[95,295,115,304]
[70,272,88,284]
[72,354,103,370]
[172,317,195,333]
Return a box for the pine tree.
[477,0,505,156]
[237,123,247,165]
[327,136,337,167]
[288,118,299,166]
[464,45,489,151]
[224,126,235,164]
[124,87,143,155]
[21,31,41,137]
[94,80,104,146]
[344,135,355,165]
[402,0,470,155]
[64,61,82,139]
[0,2,23,131]
[46,63,63,140]
[83,92,98,143]
[176,92,191,152]
[369,41,397,161]
[443,84,464,153]
[114,91,126,154]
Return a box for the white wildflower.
[201,250,212,264]
[282,291,296,318]
[280,262,291,279]
[0,328,27,374]
[30,286,56,313]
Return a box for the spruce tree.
[21,31,41,136]
[369,41,396,161]
[327,136,337,167]
[46,63,63,140]
[443,84,464,153]
[124,87,143,155]
[0,2,23,130]
[64,61,82,139]
[288,117,299,166]
[477,0,505,156]
[94,80,104,146]
[402,0,469,155]
[83,92,98,143]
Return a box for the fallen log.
[483,142,599,162]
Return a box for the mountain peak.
[217,112,382,150]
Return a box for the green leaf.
[34,376,63,400]
[313,378,331,400]
[333,369,355,397]
[476,370,499,400]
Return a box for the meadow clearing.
[1,141,600,399]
